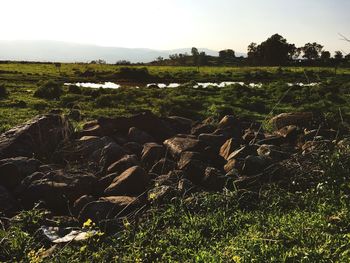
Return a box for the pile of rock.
[0,111,346,224]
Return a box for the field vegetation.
[0,62,350,262]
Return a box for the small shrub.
[117,67,150,81]
[0,84,8,98]
[95,94,118,107]
[34,80,63,100]
[60,94,84,107]
[10,100,27,108]
[67,85,82,94]
[33,101,49,111]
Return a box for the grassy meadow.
[1,62,350,262]
[1,62,350,133]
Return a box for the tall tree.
[301,42,323,60]
[219,49,236,59]
[247,34,296,66]
[320,51,331,60]
[334,51,343,60]
[191,47,199,66]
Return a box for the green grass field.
[0,63,350,262]
[1,62,350,133]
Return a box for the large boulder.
[242,155,270,176]
[191,122,216,136]
[128,127,155,144]
[16,170,97,211]
[72,195,96,216]
[164,136,205,158]
[0,157,42,190]
[227,145,259,161]
[257,144,289,160]
[104,166,150,196]
[180,159,207,184]
[163,116,193,134]
[218,115,238,130]
[98,111,174,142]
[0,114,72,159]
[78,196,141,222]
[201,167,227,191]
[99,143,127,172]
[0,185,18,214]
[154,170,184,187]
[149,158,177,175]
[198,133,226,150]
[77,121,103,137]
[123,142,143,157]
[220,138,240,160]
[141,143,165,169]
[178,151,203,170]
[270,112,314,130]
[72,136,114,161]
[107,155,140,175]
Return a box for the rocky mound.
[0,111,348,225]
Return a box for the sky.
[0,0,349,53]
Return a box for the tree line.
[150,33,350,67]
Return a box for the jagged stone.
[99,143,127,171]
[128,127,155,144]
[107,154,140,175]
[181,159,207,184]
[0,157,42,190]
[270,112,314,130]
[220,138,239,160]
[73,195,96,216]
[198,133,226,150]
[0,185,18,214]
[16,170,97,212]
[104,166,150,196]
[0,114,72,159]
[149,158,177,175]
[191,123,216,136]
[98,111,174,141]
[148,185,177,203]
[78,196,141,222]
[227,145,259,161]
[163,116,193,134]
[141,143,165,169]
[178,151,203,170]
[242,155,270,176]
[202,167,227,191]
[257,144,289,160]
[123,142,143,157]
[218,115,238,129]
[164,136,205,158]
[154,170,184,187]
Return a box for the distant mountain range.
[0,40,245,63]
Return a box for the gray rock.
[104,166,150,196]
[0,114,72,159]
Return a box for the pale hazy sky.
[1,0,349,53]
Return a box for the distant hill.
[0,40,246,63]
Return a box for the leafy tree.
[0,84,8,98]
[301,42,323,60]
[247,43,258,63]
[191,47,199,66]
[246,34,296,66]
[334,51,343,60]
[191,47,199,57]
[219,49,236,59]
[54,63,61,74]
[321,51,331,60]
[198,52,208,66]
